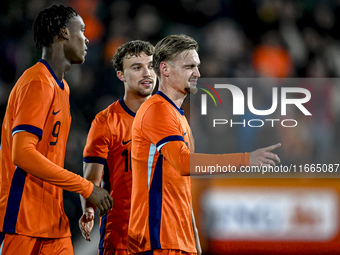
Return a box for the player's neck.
[41,47,71,81]
[123,93,150,113]
[159,86,186,109]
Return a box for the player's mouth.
[140,79,153,88]
[189,78,198,86]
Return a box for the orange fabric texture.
[83,99,134,250]
[12,132,93,195]
[0,61,93,239]
[161,142,249,176]
[132,249,197,255]
[128,92,250,254]
[1,234,74,255]
[128,92,196,253]
[99,248,128,255]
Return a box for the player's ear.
[117,71,126,82]
[160,62,170,77]
[59,27,69,40]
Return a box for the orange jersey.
[128,91,196,254]
[83,99,135,250]
[0,60,92,238]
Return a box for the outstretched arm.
[160,141,281,176]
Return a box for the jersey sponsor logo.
[52,109,61,115]
[122,139,132,145]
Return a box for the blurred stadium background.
[1,0,340,254]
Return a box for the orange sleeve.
[83,113,111,160]
[161,141,249,176]
[12,131,94,198]
[13,81,53,134]
[141,102,183,146]
[160,141,191,176]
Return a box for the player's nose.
[193,66,200,77]
[143,67,151,77]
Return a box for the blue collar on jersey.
[119,98,136,117]
[39,59,64,90]
[156,91,184,116]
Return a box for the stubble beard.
[185,86,198,94]
[138,86,153,97]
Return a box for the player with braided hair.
[0,5,112,255]
[33,5,78,50]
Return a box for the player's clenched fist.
[87,184,113,216]
[249,143,281,167]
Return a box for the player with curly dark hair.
[0,5,113,255]
[78,40,156,255]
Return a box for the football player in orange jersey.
[78,40,156,255]
[127,34,281,255]
[0,5,112,255]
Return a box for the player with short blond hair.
[128,34,281,255]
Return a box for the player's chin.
[71,59,85,65]
[185,87,198,94]
[72,54,86,64]
[138,87,153,96]
[79,56,86,64]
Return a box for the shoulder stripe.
[83,157,106,165]
[12,125,42,141]
[156,135,184,152]
[3,167,27,233]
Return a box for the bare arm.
[80,163,104,212]
[79,162,105,241]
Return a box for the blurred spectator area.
[2,0,340,121]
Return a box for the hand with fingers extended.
[87,184,113,216]
[249,143,281,167]
[79,207,95,241]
